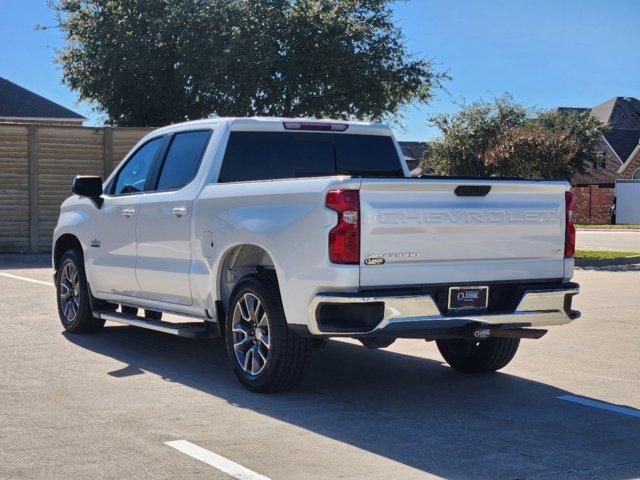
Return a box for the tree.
[483,126,579,179]
[425,96,529,177]
[422,95,609,180]
[48,0,446,126]
[536,109,609,176]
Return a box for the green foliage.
[575,224,640,229]
[426,96,529,176]
[537,109,609,175]
[48,0,446,126]
[483,125,579,178]
[423,95,609,180]
[575,249,640,260]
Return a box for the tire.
[225,272,313,393]
[436,337,520,373]
[56,249,105,333]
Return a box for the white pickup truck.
[53,118,580,392]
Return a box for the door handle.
[121,208,135,218]
[172,206,188,218]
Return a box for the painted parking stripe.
[166,440,271,480]
[0,272,54,287]
[558,395,640,418]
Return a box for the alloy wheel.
[232,292,271,376]
[59,260,80,323]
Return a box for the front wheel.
[56,249,105,333]
[436,337,520,373]
[225,273,313,393]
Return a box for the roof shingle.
[591,97,640,130]
[0,77,85,120]
[398,141,428,172]
[603,129,640,162]
[559,97,640,164]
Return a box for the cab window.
[112,137,164,195]
[155,130,211,191]
[218,132,403,182]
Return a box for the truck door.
[86,136,165,297]
[134,130,212,305]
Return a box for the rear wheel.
[56,249,105,333]
[225,273,313,393]
[436,337,520,373]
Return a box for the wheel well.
[54,234,83,271]
[218,245,276,324]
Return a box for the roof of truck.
[150,117,393,136]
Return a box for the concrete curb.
[575,256,640,268]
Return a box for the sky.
[1,0,639,141]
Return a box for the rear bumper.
[307,282,580,337]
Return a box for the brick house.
[0,76,85,126]
[559,97,640,223]
[617,140,640,180]
[562,96,640,185]
[398,141,428,176]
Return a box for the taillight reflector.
[326,189,360,264]
[565,191,576,258]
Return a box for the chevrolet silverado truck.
[53,118,580,392]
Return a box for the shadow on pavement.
[0,254,50,269]
[65,327,640,479]
[577,262,640,272]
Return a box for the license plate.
[448,286,489,311]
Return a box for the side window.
[156,130,211,191]
[594,152,606,170]
[113,137,163,195]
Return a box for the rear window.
[218,132,403,182]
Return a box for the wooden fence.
[0,123,151,253]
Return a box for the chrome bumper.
[308,284,580,336]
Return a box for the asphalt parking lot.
[1,257,639,480]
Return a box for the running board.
[96,311,210,339]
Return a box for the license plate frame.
[448,286,489,311]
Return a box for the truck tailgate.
[359,179,568,287]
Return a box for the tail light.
[564,191,576,258]
[326,189,360,264]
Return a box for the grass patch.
[574,249,640,260]
[576,224,640,229]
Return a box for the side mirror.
[72,176,103,208]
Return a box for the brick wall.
[572,185,614,224]
[572,137,621,185]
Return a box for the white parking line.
[0,272,54,287]
[165,440,271,480]
[558,395,640,418]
